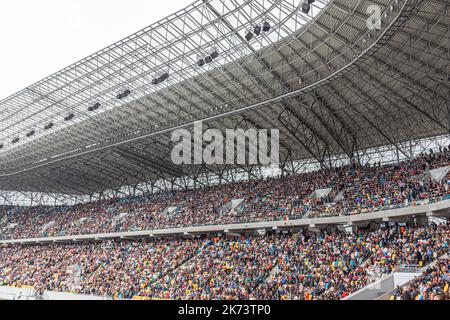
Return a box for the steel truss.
[1,134,449,207]
[0,0,449,205]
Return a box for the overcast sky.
[0,0,193,99]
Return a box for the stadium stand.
[0,224,447,300]
[1,149,450,240]
[0,0,449,301]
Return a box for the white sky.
[0,0,193,99]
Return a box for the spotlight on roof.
[159,73,169,82]
[197,59,205,67]
[245,31,254,42]
[152,73,169,85]
[44,122,54,130]
[210,51,219,60]
[64,113,75,121]
[26,130,35,137]
[88,102,101,112]
[262,22,271,32]
[198,51,219,68]
[116,89,131,100]
[122,89,131,98]
[254,25,262,36]
[12,138,20,144]
[302,1,311,14]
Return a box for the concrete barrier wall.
[344,272,422,300]
[344,275,395,300]
[0,286,36,300]
[42,291,108,300]
[0,286,111,300]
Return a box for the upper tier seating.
[1,148,450,240]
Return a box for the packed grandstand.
[0,224,448,300]
[1,148,450,240]
[0,149,449,300]
[0,0,449,301]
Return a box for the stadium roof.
[0,0,449,196]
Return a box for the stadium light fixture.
[246,23,270,42]
[302,0,311,14]
[197,51,219,68]
[123,89,131,98]
[44,123,54,130]
[88,102,101,112]
[152,73,170,85]
[64,114,75,121]
[26,130,36,137]
[254,25,262,36]
[210,51,219,60]
[116,89,131,100]
[159,73,170,82]
[302,4,310,14]
[197,59,205,67]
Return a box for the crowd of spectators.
[391,257,449,300]
[0,239,202,299]
[254,224,449,300]
[1,148,450,240]
[0,224,448,300]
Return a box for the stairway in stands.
[429,166,450,183]
[220,198,245,217]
